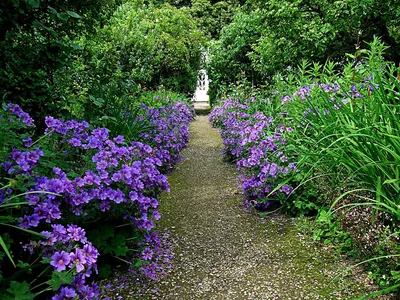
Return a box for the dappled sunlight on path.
[135,116,374,299]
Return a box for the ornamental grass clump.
[0,101,192,299]
[281,40,400,292]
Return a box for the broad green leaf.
[28,0,40,9]
[114,245,129,257]
[32,20,57,37]
[6,281,34,300]
[66,10,82,19]
[47,6,57,14]
[57,13,69,22]
[47,271,73,291]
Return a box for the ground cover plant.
[210,39,400,296]
[0,100,193,299]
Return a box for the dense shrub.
[207,0,400,103]
[0,0,204,128]
[52,1,203,129]
[0,0,125,125]
[207,11,264,103]
[189,0,239,39]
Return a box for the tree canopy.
[207,0,400,101]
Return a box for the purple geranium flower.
[141,247,153,260]
[50,251,71,272]
[70,248,87,273]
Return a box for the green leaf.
[47,6,57,14]
[391,270,400,279]
[383,179,400,185]
[16,260,30,269]
[70,43,82,50]
[6,281,34,300]
[0,223,45,237]
[47,271,73,291]
[28,0,40,9]
[0,202,29,208]
[0,215,14,223]
[89,95,104,107]
[32,20,57,37]
[0,235,15,268]
[57,13,69,22]
[132,259,144,268]
[114,245,129,257]
[66,10,82,19]
[41,257,52,264]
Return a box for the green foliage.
[52,1,203,128]
[208,0,400,103]
[0,0,202,126]
[1,281,35,300]
[97,1,203,94]
[47,271,74,291]
[313,210,353,250]
[213,37,400,294]
[190,0,239,39]
[207,11,264,103]
[268,38,400,292]
[87,224,137,258]
[0,0,125,123]
[246,0,400,69]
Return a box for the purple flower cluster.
[19,118,171,232]
[1,101,193,298]
[209,98,296,206]
[5,103,34,127]
[140,102,192,169]
[7,147,44,173]
[25,224,100,299]
[279,76,377,116]
[138,231,174,280]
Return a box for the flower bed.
[209,98,297,211]
[0,101,192,299]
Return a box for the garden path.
[135,115,374,299]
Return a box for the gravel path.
[129,115,378,299]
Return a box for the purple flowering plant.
[0,101,192,299]
[209,97,298,212]
[210,42,387,216]
[208,64,380,214]
[211,39,400,292]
